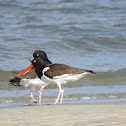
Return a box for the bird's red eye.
[33,60,36,63]
[37,54,39,57]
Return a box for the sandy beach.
[0,103,126,126]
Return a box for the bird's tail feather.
[87,70,96,74]
[9,76,21,86]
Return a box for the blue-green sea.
[0,0,126,107]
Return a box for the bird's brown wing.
[19,67,38,79]
[44,64,95,78]
[9,68,39,86]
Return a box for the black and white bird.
[9,50,52,104]
[19,57,96,104]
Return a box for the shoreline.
[0,103,126,126]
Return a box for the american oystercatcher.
[9,50,52,104]
[20,57,96,104]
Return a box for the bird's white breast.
[42,72,89,85]
[20,78,48,88]
[42,67,50,74]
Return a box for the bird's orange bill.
[18,64,33,77]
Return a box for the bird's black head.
[32,57,45,67]
[17,57,48,79]
[32,58,47,78]
[33,50,52,64]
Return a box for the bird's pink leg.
[60,89,64,104]
[55,83,63,104]
[55,89,62,104]
[30,91,37,103]
[39,88,43,105]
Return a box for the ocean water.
[0,0,126,107]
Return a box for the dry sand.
[0,103,126,126]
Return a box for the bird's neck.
[35,65,45,79]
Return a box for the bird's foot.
[34,101,37,103]
[54,101,58,104]
[39,102,42,105]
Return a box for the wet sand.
[0,103,126,126]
